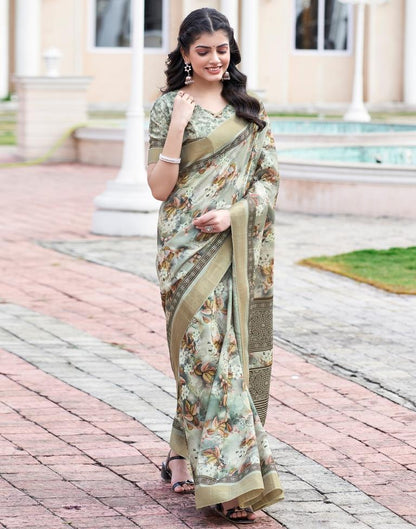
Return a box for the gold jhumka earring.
[184,63,194,85]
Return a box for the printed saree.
[148,91,284,510]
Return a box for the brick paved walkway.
[0,164,415,529]
[44,214,416,409]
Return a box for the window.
[144,0,164,48]
[295,0,351,52]
[94,0,166,49]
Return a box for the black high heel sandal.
[161,450,194,494]
[215,503,255,524]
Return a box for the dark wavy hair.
[163,8,266,130]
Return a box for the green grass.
[268,111,416,122]
[370,111,416,121]
[0,118,16,145]
[89,110,126,120]
[269,112,321,118]
[0,116,16,145]
[299,246,416,295]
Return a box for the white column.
[182,0,193,17]
[404,0,416,105]
[73,0,83,75]
[241,0,259,90]
[15,0,41,76]
[343,2,370,121]
[92,0,159,237]
[221,0,239,41]
[0,0,9,98]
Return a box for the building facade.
[2,0,416,109]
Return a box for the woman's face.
[183,30,230,85]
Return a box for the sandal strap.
[172,479,194,491]
[168,455,186,462]
[215,504,254,524]
[225,507,240,517]
[225,506,253,516]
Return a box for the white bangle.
[159,153,181,164]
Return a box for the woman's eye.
[198,52,208,56]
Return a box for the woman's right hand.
[171,91,196,129]
[148,91,195,201]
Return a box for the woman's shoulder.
[247,91,266,110]
[150,90,178,114]
[246,91,268,122]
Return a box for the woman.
[147,7,283,524]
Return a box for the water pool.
[271,120,416,135]
[278,145,416,166]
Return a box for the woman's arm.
[147,92,195,201]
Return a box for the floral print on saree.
[148,91,283,510]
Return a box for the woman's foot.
[161,450,194,493]
[216,499,256,523]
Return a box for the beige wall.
[39,0,167,104]
[7,0,407,107]
[366,0,404,103]
[258,0,292,104]
[289,55,355,104]
[259,0,355,105]
[42,0,78,77]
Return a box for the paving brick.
[1,163,416,529]
[63,517,140,529]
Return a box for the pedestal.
[15,76,92,162]
[91,209,159,237]
[92,180,160,237]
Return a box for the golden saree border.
[147,114,249,168]
[194,467,284,510]
[246,194,274,425]
[170,420,188,461]
[195,470,263,509]
[166,232,229,344]
[180,115,247,168]
[248,364,272,425]
[169,235,232,381]
[230,201,250,386]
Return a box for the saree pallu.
[148,101,284,510]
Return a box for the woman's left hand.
[193,209,231,233]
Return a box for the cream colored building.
[2,0,416,109]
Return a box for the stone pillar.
[182,0,193,17]
[221,0,239,41]
[92,0,159,236]
[404,0,416,105]
[343,2,370,121]
[0,0,9,99]
[15,77,92,162]
[15,0,41,76]
[241,0,259,90]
